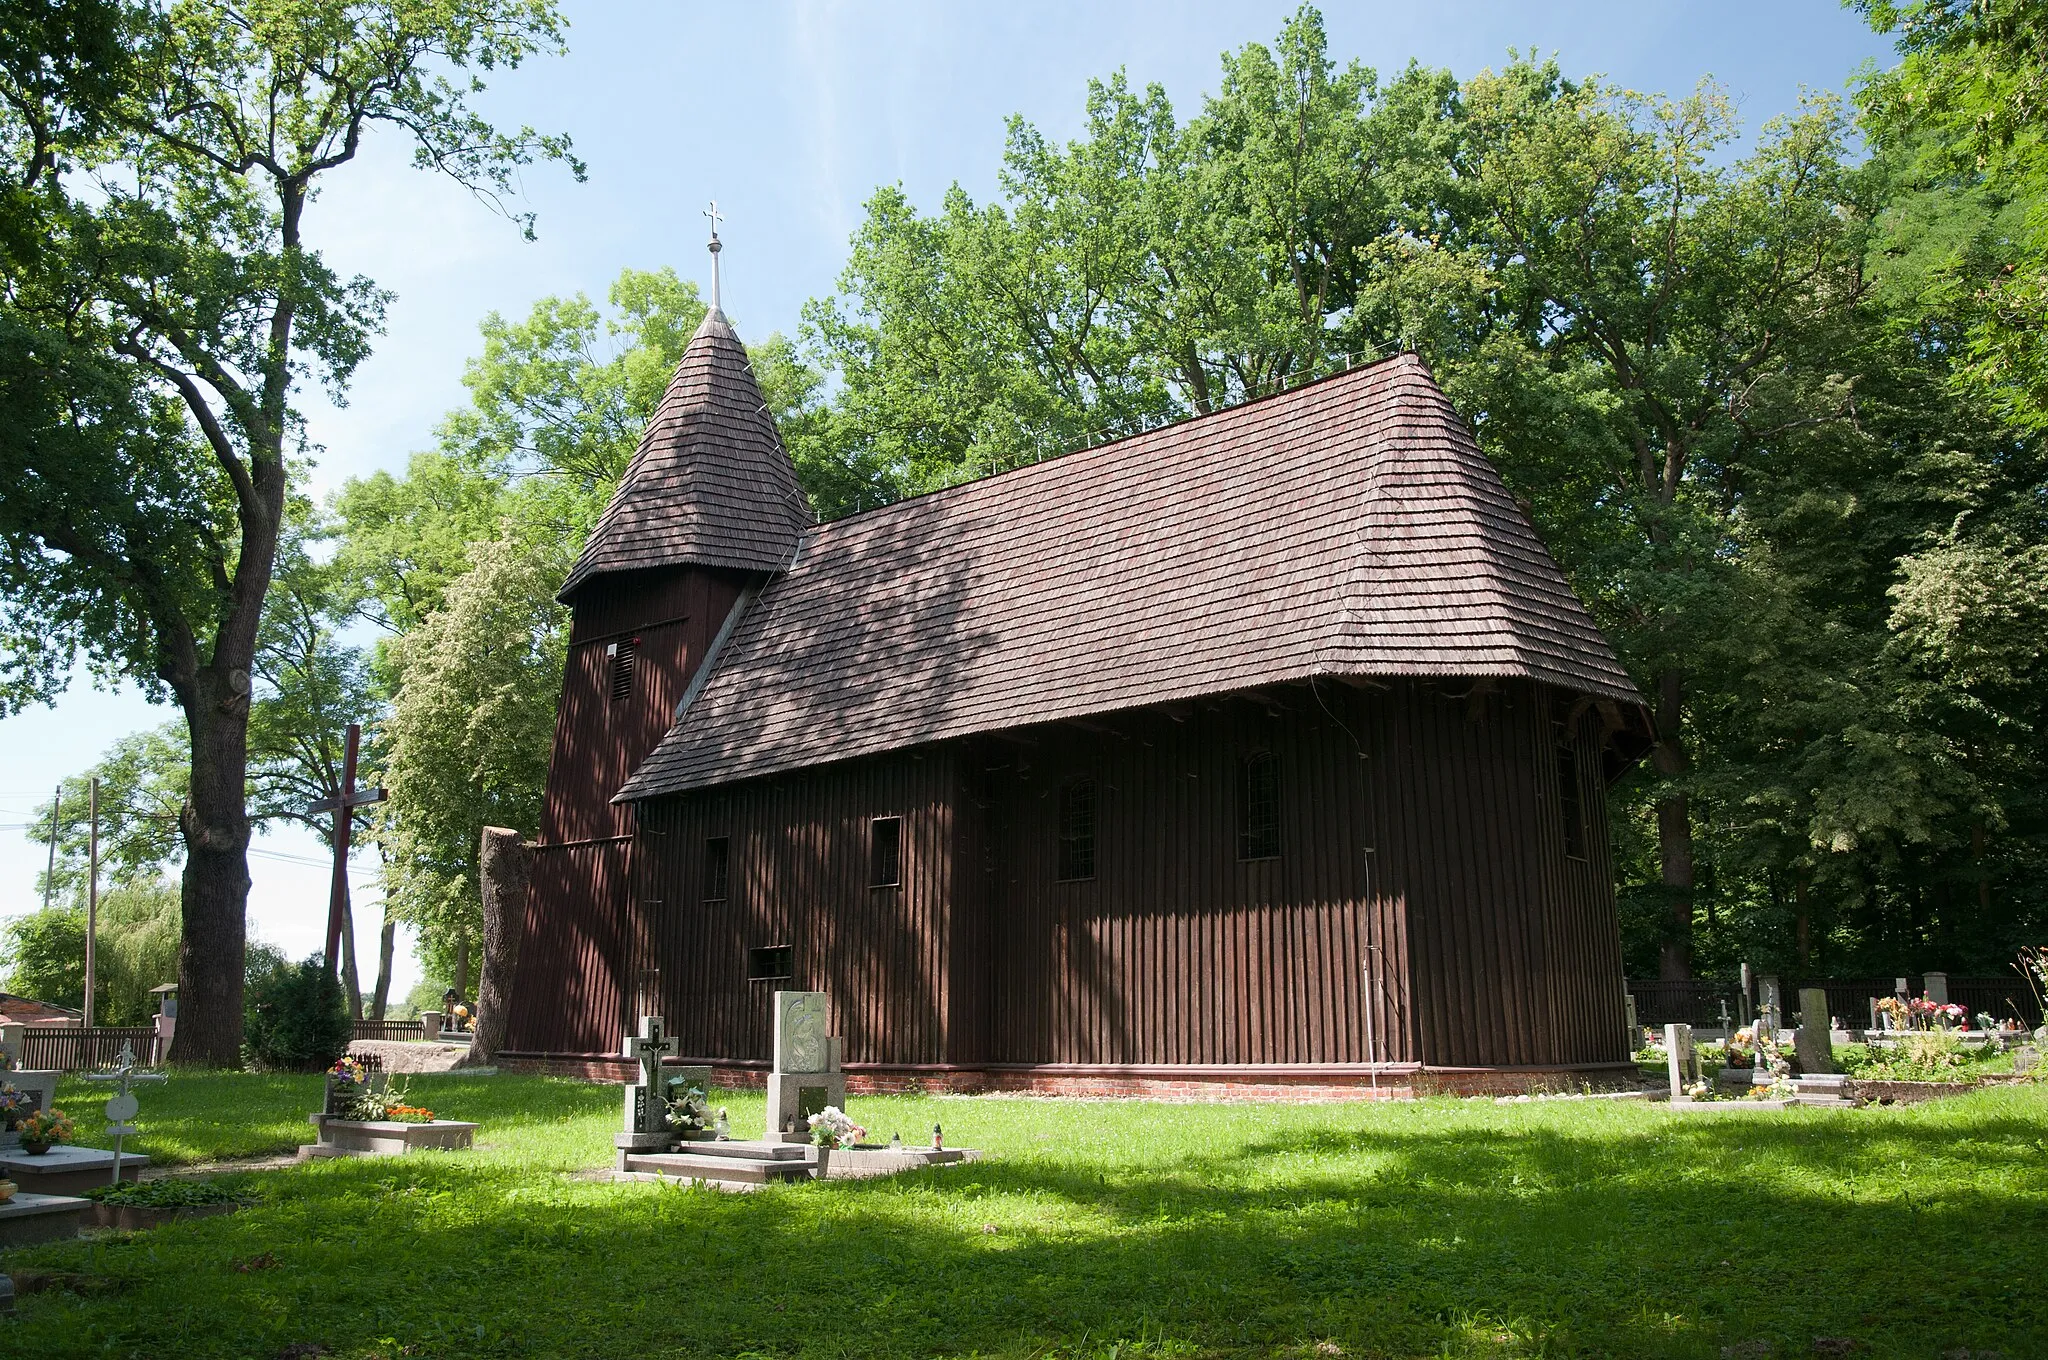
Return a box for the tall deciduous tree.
[0,1,580,1063]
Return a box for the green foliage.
[1858,0,2048,432]
[0,904,85,1009]
[377,533,568,979]
[12,1073,2048,1358]
[241,955,350,1072]
[27,723,188,903]
[84,1177,248,1208]
[0,0,583,1065]
[804,7,1455,500]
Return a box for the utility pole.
[305,723,386,985]
[84,777,99,1029]
[40,783,60,913]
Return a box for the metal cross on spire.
[704,199,724,312]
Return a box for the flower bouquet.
[807,1105,866,1150]
[0,1082,28,1131]
[17,1106,74,1155]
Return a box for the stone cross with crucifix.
[622,1014,674,1137]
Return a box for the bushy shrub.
[243,956,351,1072]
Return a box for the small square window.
[1058,777,1095,881]
[870,816,902,888]
[747,944,793,982]
[1237,752,1279,861]
[702,836,729,902]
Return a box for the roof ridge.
[806,350,1422,541]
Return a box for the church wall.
[1373,680,1631,1070]
[627,747,970,1066]
[977,687,1407,1068]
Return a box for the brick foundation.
[497,1053,1639,1102]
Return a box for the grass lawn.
[3,1074,2044,1359]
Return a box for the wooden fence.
[18,1026,160,1071]
[350,1018,425,1042]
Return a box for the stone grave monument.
[1664,1023,1702,1101]
[765,990,844,1139]
[1794,987,1836,1074]
[613,1011,712,1164]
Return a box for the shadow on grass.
[6,1087,2043,1359]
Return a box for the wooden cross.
[304,722,387,982]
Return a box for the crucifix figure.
[703,199,723,312]
[304,722,387,984]
[623,1014,674,1135]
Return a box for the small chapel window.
[702,836,729,902]
[748,944,793,982]
[1556,735,1588,861]
[608,638,639,702]
[1237,752,1280,861]
[1058,777,1095,881]
[869,816,902,888]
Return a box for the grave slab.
[0,1145,149,1196]
[0,1192,86,1248]
[298,1115,478,1159]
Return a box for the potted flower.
[807,1105,865,1176]
[0,1082,28,1145]
[17,1106,74,1155]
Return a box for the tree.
[377,531,567,994]
[1373,65,1877,977]
[247,531,386,1017]
[0,0,581,1064]
[1857,0,2048,433]
[803,7,1457,502]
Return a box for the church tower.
[510,217,810,1056]
[539,219,809,844]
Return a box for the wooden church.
[503,255,1656,1096]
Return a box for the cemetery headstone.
[0,1022,23,1069]
[1922,971,1949,1006]
[1794,987,1835,1075]
[1664,1023,1700,1100]
[1758,975,1783,1035]
[621,1014,675,1144]
[766,991,845,1138]
[1624,992,1638,1053]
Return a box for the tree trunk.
[171,671,253,1066]
[1794,867,1812,969]
[464,826,530,1066]
[370,905,395,1022]
[340,890,363,1020]
[1653,668,1695,981]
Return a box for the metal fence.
[18,1026,160,1071]
[1625,980,1740,1029]
[350,1018,425,1042]
[1628,975,2043,1031]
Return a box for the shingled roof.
[619,352,1645,800]
[558,309,811,600]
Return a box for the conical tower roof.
[560,309,811,600]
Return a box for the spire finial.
[704,199,724,313]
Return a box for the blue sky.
[0,1,1896,997]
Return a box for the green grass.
[5,1074,2045,1359]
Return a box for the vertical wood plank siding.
[584,676,1627,1071]
[509,565,748,1055]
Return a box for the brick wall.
[497,1055,1639,1102]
